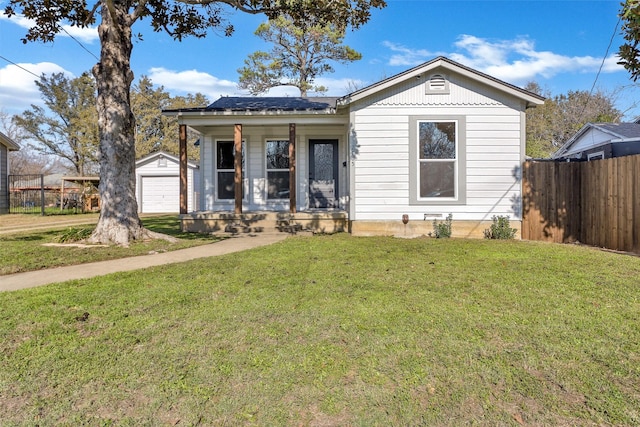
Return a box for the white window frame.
[215,139,246,202]
[265,139,290,200]
[409,115,466,205]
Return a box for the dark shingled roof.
[205,97,339,112]
[596,122,640,139]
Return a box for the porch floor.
[180,210,348,235]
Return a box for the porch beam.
[179,124,188,214]
[289,123,296,213]
[234,124,243,214]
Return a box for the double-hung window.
[216,140,245,200]
[409,116,466,205]
[266,139,290,199]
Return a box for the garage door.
[140,175,180,213]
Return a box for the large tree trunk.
[89,1,146,246]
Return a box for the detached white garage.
[135,151,199,213]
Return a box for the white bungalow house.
[552,122,640,161]
[1,131,20,214]
[164,56,544,237]
[135,151,199,213]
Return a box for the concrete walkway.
[0,233,288,292]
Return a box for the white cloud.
[147,68,366,99]
[147,67,241,100]
[382,35,625,85]
[383,41,443,67]
[0,13,98,43]
[0,62,72,114]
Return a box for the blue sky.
[1,0,638,119]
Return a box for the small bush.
[483,215,517,239]
[430,213,452,238]
[58,227,93,243]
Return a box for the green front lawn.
[0,215,222,275]
[1,235,639,425]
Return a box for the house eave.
[167,110,349,128]
[0,131,20,151]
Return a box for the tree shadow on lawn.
[142,216,213,241]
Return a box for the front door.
[309,139,338,208]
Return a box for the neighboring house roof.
[163,56,544,118]
[0,131,20,151]
[552,122,640,159]
[136,150,199,169]
[337,56,545,108]
[595,122,640,139]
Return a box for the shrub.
[430,213,452,238]
[483,215,517,239]
[58,227,93,243]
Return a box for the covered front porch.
[169,97,350,235]
[180,210,348,235]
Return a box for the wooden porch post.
[289,123,296,213]
[179,124,188,214]
[234,124,243,214]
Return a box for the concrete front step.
[180,211,348,235]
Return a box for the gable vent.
[429,75,446,90]
[426,74,449,94]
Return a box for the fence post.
[40,174,45,216]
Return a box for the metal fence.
[9,174,46,215]
[8,174,85,215]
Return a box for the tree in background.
[131,76,206,161]
[525,82,621,158]
[619,0,640,80]
[238,15,362,96]
[1,109,64,175]
[12,72,99,175]
[4,0,385,245]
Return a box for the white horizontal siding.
[355,183,409,192]
[467,122,521,132]
[468,173,520,183]
[467,152,520,162]
[354,172,408,182]
[351,73,526,221]
[355,159,408,169]
[466,141,520,151]
[467,115,521,124]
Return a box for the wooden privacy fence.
[522,155,640,254]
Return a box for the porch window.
[216,140,245,200]
[266,139,289,199]
[409,115,466,205]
